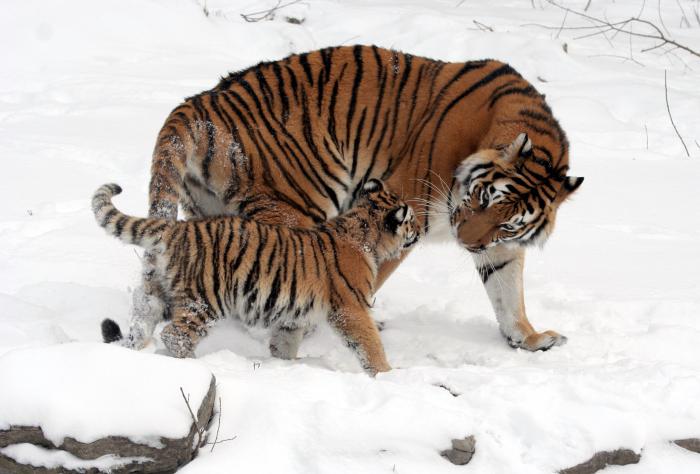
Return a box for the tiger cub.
[93,179,419,375]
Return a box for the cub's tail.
[92,183,172,250]
[101,318,123,343]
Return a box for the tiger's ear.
[506,132,533,161]
[362,178,385,194]
[554,176,584,204]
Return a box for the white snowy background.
[1,0,700,472]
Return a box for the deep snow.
[1,0,700,472]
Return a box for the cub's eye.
[500,223,516,232]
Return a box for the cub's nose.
[404,232,419,248]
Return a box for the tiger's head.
[449,133,583,253]
[358,178,420,260]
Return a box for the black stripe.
[350,107,367,179]
[298,53,314,86]
[272,62,290,123]
[488,85,539,109]
[477,260,511,284]
[345,45,364,153]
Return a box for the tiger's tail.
[92,183,173,251]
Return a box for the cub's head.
[359,178,420,259]
[449,132,583,253]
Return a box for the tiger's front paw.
[508,330,567,352]
[364,360,392,377]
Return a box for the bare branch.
[664,70,690,157]
[541,0,700,59]
[210,397,222,452]
[241,0,302,23]
[556,9,569,38]
[675,0,691,28]
[644,124,649,150]
[587,53,645,67]
[180,387,204,449]
[636,0,648,19]
[473,20,494,32]
[657,0,670,35]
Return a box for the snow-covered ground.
[2,0,700,472]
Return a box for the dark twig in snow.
[674,0,691,28]
[636,0,648,19]
[180,386,205,448]
[206,397,237,451]
[586,54,645,67]
[209,397,222,452]
[473,20,494,32]
[664,70,690,157]
[645,124,649,149]
[556,9,569,38]
[657,0,670,35]
[241,0,302,23]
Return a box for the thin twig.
[584,0,592,12]
[658,0,670,35]
[587,53,645,67]
[556,9,569,38]
[180,387,204,448]
[205,436,238,445]
[644,124,649,149]
[210,397,222,452]
[675,0,691,28]
[664,70,690,157]
[695,139,700,151]
[473,20,494,32]
[241,0,302,22]
[636,0,647,19]
[541,0,700,59]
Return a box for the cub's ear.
[385,205,408,233]
[392,205,407,222]
[362,178,385,194]
[555,176,584,204]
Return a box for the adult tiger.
[113,45,583,356]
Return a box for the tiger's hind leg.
[328,305,391,376]
[269,325,306,360]
[472,245,567,351]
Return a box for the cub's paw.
[508,330,567,352]
[160,324,196,358]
